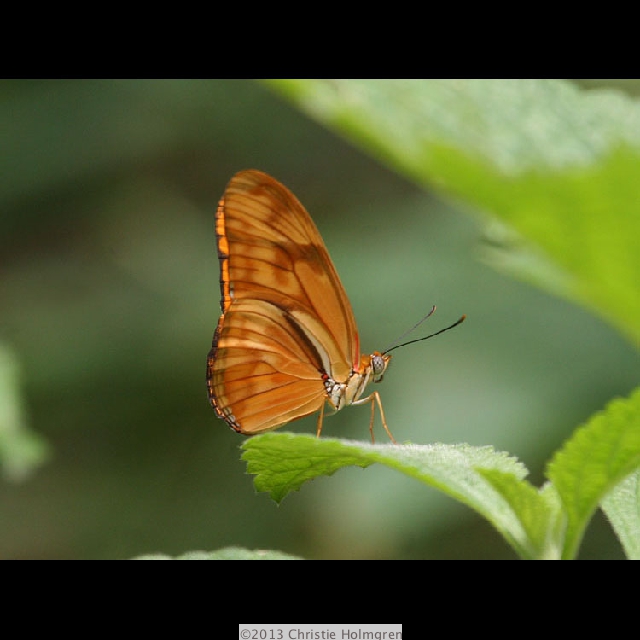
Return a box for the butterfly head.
[370,351,391,384]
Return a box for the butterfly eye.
[371,353,389,382]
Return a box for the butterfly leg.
[353,391,397,445]
[316,401,326,438]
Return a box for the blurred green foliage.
[0,343,49,480]
[0,79,638,559]
[269,80,640,345]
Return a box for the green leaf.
[0,343,49,481]
[266,79,640,345]
[477,472,563,559]
[134,546,302,560]
[241,432,540,558]
[601,468,640,559]
[546,387,640,559]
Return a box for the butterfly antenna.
[382,305,437,353]
[383,308,466,354]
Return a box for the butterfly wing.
[207,170,360,434]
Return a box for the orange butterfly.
[206,170,464,443]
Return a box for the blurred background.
[1,79,638,559]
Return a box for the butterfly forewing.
[207,170,361,434]
[220,171,358,365]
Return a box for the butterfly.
[206,170,464,443]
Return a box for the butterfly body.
[206,170,395,443]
